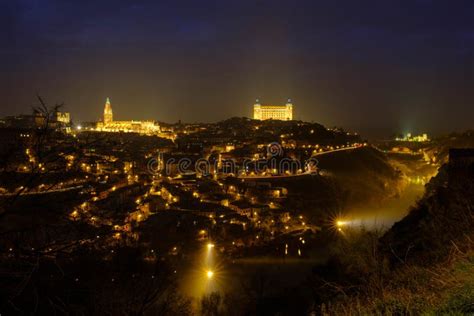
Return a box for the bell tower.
[103,97,113,123]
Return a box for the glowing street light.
[206,270,214,279]
[336,220,348,227]
[70,210,79,219]
[334,219,351,233]
[207,243,215,250]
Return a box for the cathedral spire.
[104,97,113,123]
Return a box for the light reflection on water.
[342,182,425,230]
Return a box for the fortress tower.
[253,98,293,121]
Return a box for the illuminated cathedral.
[96,98,160,134]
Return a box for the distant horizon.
[2,93,472,139]
[2,93,473,137]
[2,95,468,140]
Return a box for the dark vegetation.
[316,147,403,206]
[308,160,474,315]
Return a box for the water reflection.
[342,182,425,230]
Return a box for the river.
[340,182,426,230]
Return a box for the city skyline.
[0,95,455,139]
[1,0,473,137]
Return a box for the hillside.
[316,146,404,206]
[382,162,474,265]
[314,158,474,314]
[426,130,474,164]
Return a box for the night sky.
[1,0,473,137]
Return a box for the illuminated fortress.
[96,98,160,134]
[253,99,293,121]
